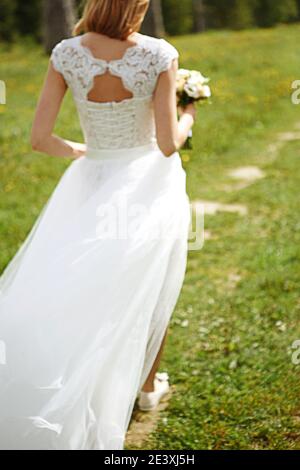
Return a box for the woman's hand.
[68,141,87,159]
[178,102,197,121]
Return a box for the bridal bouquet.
[176,69,211,149]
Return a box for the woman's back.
[51,33,179,150]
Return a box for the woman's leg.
[141,329,168,393]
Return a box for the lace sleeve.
[50,41,64,75]
[157,38,179,75]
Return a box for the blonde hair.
[74,0,150,40]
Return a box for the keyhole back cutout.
[79,33,143,104]
[87,73,134,104]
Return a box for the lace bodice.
[50,34,179,150]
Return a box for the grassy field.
[1,25,300,449]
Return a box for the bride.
[0,0,196,450]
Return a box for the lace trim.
[50,36,179,99]
[156,39,179,74]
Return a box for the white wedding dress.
[0,34,190,450]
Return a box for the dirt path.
[125,387,174,449]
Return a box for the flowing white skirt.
[0,142,190,450]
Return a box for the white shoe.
[138,372,170,411]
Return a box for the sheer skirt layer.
[0,144,190,450]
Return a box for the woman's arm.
[31,61,86,159]
[153,58,196,157]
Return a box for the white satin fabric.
[0,142,190,449]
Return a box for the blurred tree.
[15,0,42,39]
[76,0,85,16]
[204,0,256,29]
[43,0,76,53]
[192,0,206,32]
[255,0,298,27]
[0,0,17,42]
[230,0,256,29]
[1,0,300,43]
[141,0,165,37]
[162,0,194,35]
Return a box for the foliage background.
[1,0,300,41]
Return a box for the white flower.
[177,68,191,79]
[198,85,211,98]
[184,82,201,99]
[190,70,210,85]
[186,77,199,87]
[176,68,212,101]
[276,321,286,332]
[229,359,238,370]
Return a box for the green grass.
[1,25,300,450]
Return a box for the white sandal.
[138,372,170,411]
